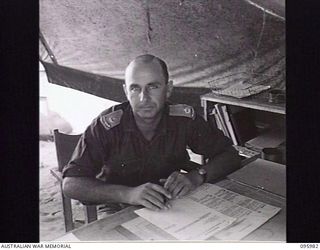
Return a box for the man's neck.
[133,112,162,141]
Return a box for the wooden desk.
[55,159,286,242]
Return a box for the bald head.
[123,54,173,120]
[125,54,169,84]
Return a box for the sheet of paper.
[122,217,177,240]
[187,184,281,240]
[134,184,281,241]
[135,197,236,240]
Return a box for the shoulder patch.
[100,109,123,130]
[169,104,195,120]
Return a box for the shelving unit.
[201,92,285,121]
[200,91,286,163]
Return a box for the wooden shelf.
[201,92,285,115]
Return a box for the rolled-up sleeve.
[187,114,233,159]
[62,118,106,178]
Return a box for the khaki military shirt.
[63,102,232,186]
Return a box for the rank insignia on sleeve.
[169,104,195,120]
[100,109,123,130]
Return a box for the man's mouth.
[138,106,154,110]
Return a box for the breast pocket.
[108,158,142,186]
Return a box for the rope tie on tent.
[250,8,267,75]
[243,0,285,21]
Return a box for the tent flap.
[42,61,210,112]
[42,61,127,102]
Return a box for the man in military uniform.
[62,54,241,211]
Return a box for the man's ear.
[166,80,173,98]
[122,84,128,97]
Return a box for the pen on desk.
[159,178,172,209]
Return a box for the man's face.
[124,61,172,120]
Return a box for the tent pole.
[39,30,59,65]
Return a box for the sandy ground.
[39,140,86,241]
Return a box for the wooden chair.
[50,129,98,232]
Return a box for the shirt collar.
[122,102,172,135]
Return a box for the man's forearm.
[203,147,241,183]
[164,147,241,198]
[62,177,132,205]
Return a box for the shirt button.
[121,163,126,167]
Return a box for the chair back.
[53,129,82,172]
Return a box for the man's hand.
[160,171,202,199]
[127,183,172,211]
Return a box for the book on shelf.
[210,104,260,147]
[209,104,238,145]
[214,110,224,133]
[214,104,230,138]
[221,105,238,145]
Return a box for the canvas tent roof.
[39,0,285,109]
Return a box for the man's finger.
[147,189,166,204]
[141,199,161,211]
[164,199,172,209]
[167,173,185,193]
[172,182,184,198]
[164,172,179,189]
[176,186,189,198]
[167,179,179,193]
[150,183,172,199]
[144,193,166,210]
[159,179,166,184]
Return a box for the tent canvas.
[39,0,285,110]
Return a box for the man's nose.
[139,89,149,102]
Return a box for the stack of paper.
[122,184,281,241]
[212,82,271,98]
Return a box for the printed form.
[122,184,281,240]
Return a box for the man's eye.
[148,85,159,90]
[130,86,141,92]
